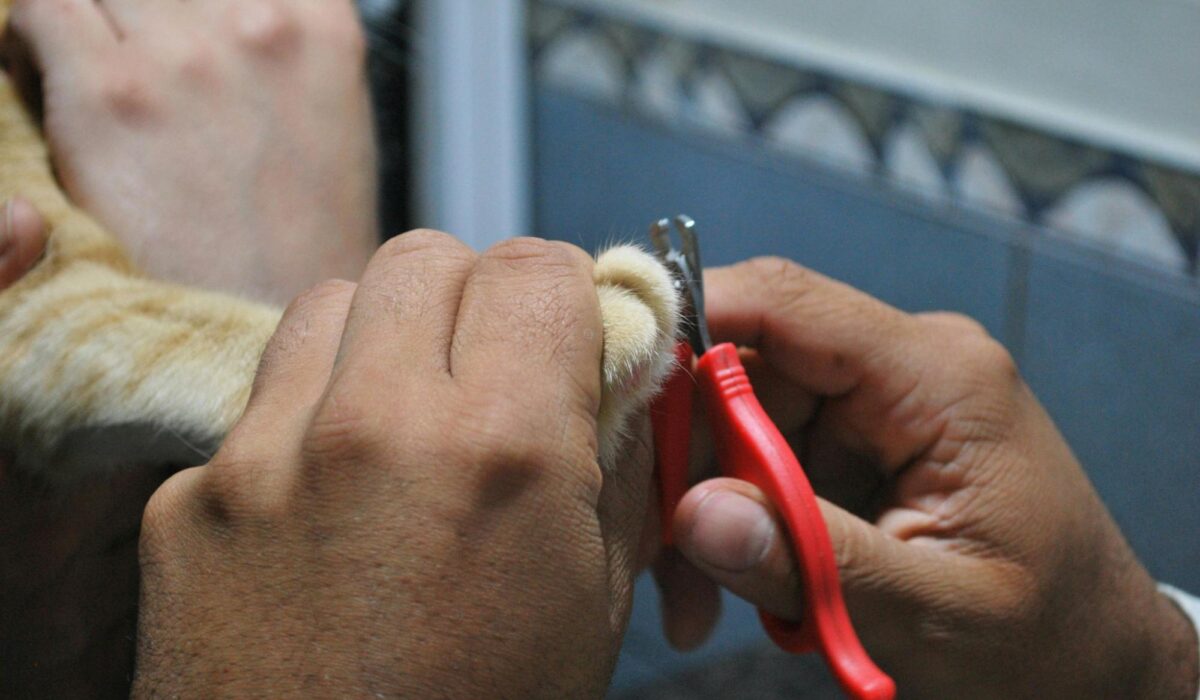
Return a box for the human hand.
[6,0,378,304]
[660,258,1199,698]
[132,233,653,698]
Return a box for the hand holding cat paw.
[0,197,44,288]
[5,0,378,303]
[133,233,652,698]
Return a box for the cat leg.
[593,245,681,470]
[0,242,680,482]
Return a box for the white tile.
[953,144,1027,219]
[883,121,949,203]
[763,95,875,175]
[538,28,625,105]
[1044,178,1187,272]
[686,68,752,136]
[631,44,689,122]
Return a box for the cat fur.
[0,3,679,481]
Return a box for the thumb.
[671,477,936,629]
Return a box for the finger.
[673,479,806,619]
[738,348,819,434]
[7,0,117,70]
[674,479,935,631]
[331,230,475,396]
[704,258,911,397]
[673,478,1011,659]
[687,350,883,521]
[219,279,357,469]
[738,352,886,514]
[450,238,602,438]
[704,259,957,472]
[0,198,47,288]
[652,547,722,651]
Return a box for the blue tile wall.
[610,577,766,694]
[1021,241,1200,590]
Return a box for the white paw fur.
[594,245,681,470]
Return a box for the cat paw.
[593,245,681,470]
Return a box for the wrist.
[1145,584,1200,700]
[1054,546,1198,700]
[1114,582,1200,700]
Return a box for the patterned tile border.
[529,0,1200,279]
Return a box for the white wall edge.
[417,0,530,250]
[551,0,1200,173]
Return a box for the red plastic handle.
[650,342,697,546]
[695,343,895,700]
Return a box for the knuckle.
[364,230,476,291]
[140,468,203,552]
[173,39,219,85]
[251,279,353,393]
[93,70,155,122]
[482,239,597,347]
[919,311,989,338]
[747,255,809,281]
[486,237,589,273]
[285,278,357,318]
[301,385,385,469]
[956,329,1017,383]
[917,312,1019,384]
[231,0,300,55]
[748,256,817,306]
[195,442,277,519]
[375,228,472,265]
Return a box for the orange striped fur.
[0,10,678,479]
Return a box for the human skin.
[5,0,379,305]
[131,233,652,698]
[660,257,1199,699]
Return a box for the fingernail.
[686,490,775,573]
